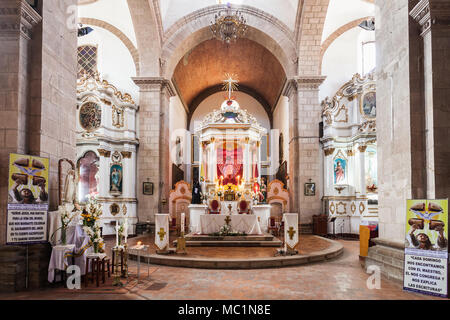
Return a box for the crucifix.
[288,226,296,240]
[222,74,239,100]
[157,227,166,241]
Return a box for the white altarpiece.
[320,73,378,235]
[76,73,138,235]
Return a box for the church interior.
[0,0,449,303]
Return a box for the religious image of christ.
[334,159,345,184]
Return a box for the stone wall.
[0,0,77,291]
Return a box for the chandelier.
[210,3,248,44]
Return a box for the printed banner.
[403,199,448,298]
[155,214,169,250]
[6,153,49,244]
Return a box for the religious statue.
[191,179,202,204]
[260,177,267,203]
[63,169,77,204]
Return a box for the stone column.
[410,0,450,199]
[285,76,325,224]
[132,77,175,222]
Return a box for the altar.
[198,214,262,235]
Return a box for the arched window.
[77,151,99,203]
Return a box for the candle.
[124,217,128,243]
[181,212,185,235]
[115,222,119,247]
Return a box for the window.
[361,41,376,75]
[77,45,98,78]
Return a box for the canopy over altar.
[196,97,267,200]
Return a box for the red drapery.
[217,141,243,185]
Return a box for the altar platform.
[174,233,283,247]
[121,233,343,269]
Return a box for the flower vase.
[93,241,99,253]
[61,228,67,245]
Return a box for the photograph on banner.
[403,199,448,298]
[7,153,49,210]
[405,199,448,257]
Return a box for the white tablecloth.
[47,224,93,282]
[252,204,271,233]
[198,214,262,235]
[48,244,75,283]
[189,204,208,234]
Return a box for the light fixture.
[210,2,248,44]
[78,24,94,37]
[359,18,375,31]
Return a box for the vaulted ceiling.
[172,38,286,116]
[159,0,300,32]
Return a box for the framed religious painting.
[333,151,347,184]
[79,101,101,132]
[143,182,153,195]
[360,90,376,119]
[110,164,123,195]
[304,182,315,196]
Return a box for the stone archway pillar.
[284,76,326,227]
[410,0,450,199]
[132,78,175,223]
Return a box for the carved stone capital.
[97,148,111,157]
[132,77,176,97]
[295,76,327,90]
[121,151,132,159]
[324,148,335,156]
[0,0,41,40]
[346,149,355,157]
[283,76,327,96]
[358,145,367,153]
[410,0,450,37]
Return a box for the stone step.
[184,233,275,242]
[174,239,283,247]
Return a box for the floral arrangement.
[209,224,247,237]
[81,196,104,253]
[51,203,79,245]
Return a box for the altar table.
[198,214,262,235]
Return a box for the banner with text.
[403,199,448,298]
[6,153,49,244]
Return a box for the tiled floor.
[0,239,443,300]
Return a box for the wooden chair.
[238,200,250,214]
[85,254,110,287]
[169,217,177,234]
[268,216,278,235]
[208,199,220,214]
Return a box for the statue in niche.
[112,105,124,128]
[63,169,77,204]
[260,177,267,203]
[191,178,202,204]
